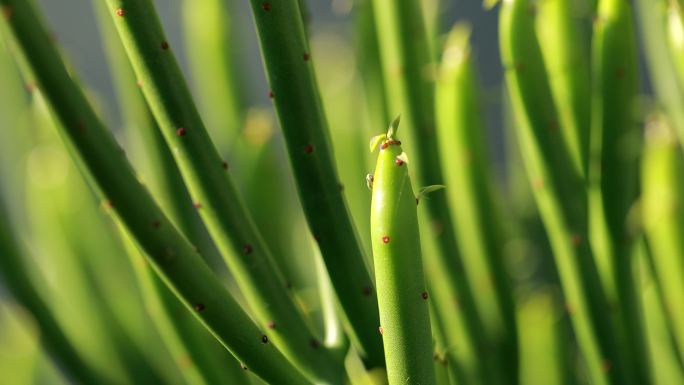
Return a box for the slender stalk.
[181,0,244,156]
[591,1,649,383]
[0,2,311,383]
[435,24,518,383]
[499,1,626,384]
[535,0,591,178]
[93,5,251,382]
[247,0,384,367]
[642,114,684,365]
[101,0,345,382]
[370,119,435,385]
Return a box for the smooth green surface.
[370,127,434,385]
[591,1,649,383]
[102,0,344,382]
[435,25,518,384]
[247,0,384,367]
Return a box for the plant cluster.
[0,0,683,384]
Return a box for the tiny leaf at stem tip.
[370,134,386,152]
[417,185,446,202]
[387,114,401,139]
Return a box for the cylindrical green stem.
[247,0,384,367]
[370,121,435,385]
[535,0,591,178]
[0,1,311,383]
[101,0,345,382]
[435,24,519,383]
[369,1,504,382]
[642,114,684,364]
[591,1,649,383]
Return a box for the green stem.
[435,24,519,383]
[370,121,435,385]
[0,1,311,383]
[370,1,509,382]
[101,0,345,382]
[592,1,649,383]
[247,0,384,367]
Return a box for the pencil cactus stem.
[369,1,499,381]
[370,123,435,385]
[101,0,346,382]
[592,0,649,382]
[0,1,311,383]
[247,0,384,366]
[436,24,519,381]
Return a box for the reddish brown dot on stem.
[105,200,114,209]
[115,8,125,17]
[153,220,161,229]
[382,235,390,244]
[602,360,612,373]
[362,286,372,296]
[309,339,320,349]
[268,90,274,98]
[314,234,321,242]
[222,161,229,170]
[304,144,314,154]
[380,142,389,150]
[243,244,253,254]
[178,355,192,369]
[193,202,202,209]
[176,127,186,136]
[25,83,35,93]
[194,303,205,312]
[395,158,404,166]
[266,321,276,329]
[1,5,13,20]
[261,335,269,344]
[571,234,582,246]
[533,178,544,191]
[565,303,575,316]
[422,291,429,300]
[378,326,384,335]
[161,41,169,50]
[136,79,143,88]
[261,2,271,11]
[303,52,310,61]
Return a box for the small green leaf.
[369,134,386,152]
[387,115,401,139]
[416,185,446,202]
